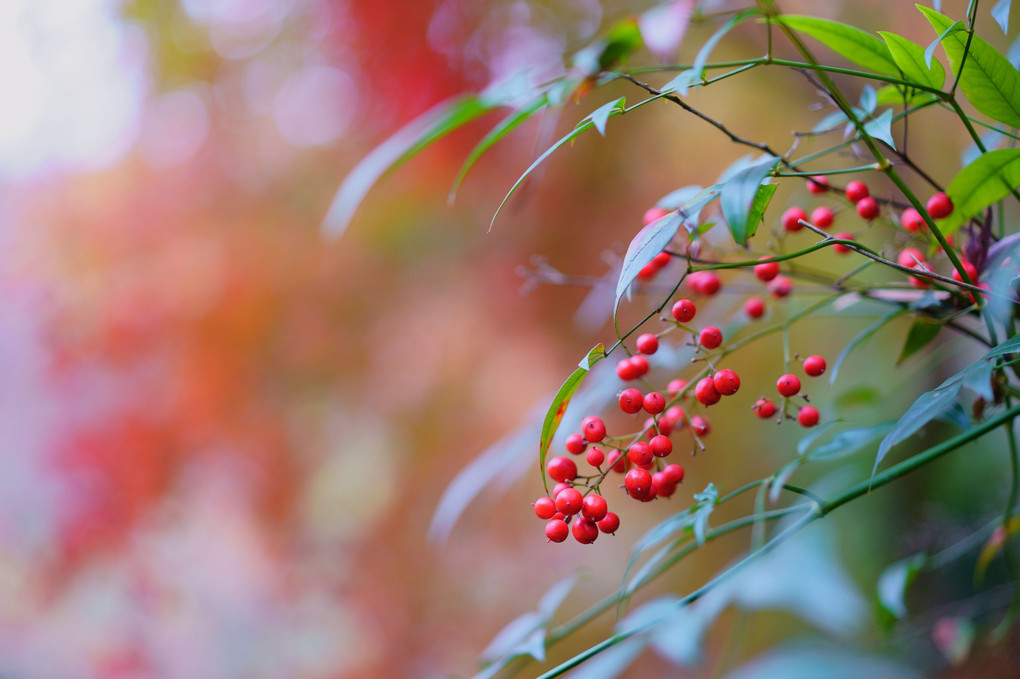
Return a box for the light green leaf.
[778,15,898,75]
[942,149,1020,234]
[879,31,946,89]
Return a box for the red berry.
[808,175,829,194]
[777,374,802,398]
[546,519,569,542]
[926,192,953,219]
[782,206,808,232]
[625,468,653,499]
[553,482,571,497]
[691,415,710,436]
[581,416,607,443]
[547,456,578,483]
[636,262,658,281]
[616,358,639,381]
[628,442,653,467]
[606,449,626,473]
[699,326,723,349]
[643,391,666,415]
[952,261,979,283]
[901,207,924,232]
[744,296,766,319]
[798,405,820,427]
[688,271,721,296]
[666,379,687,395]
[695,377,721,406]
[909,274,930,289]
[581,494,609,522]
[652,472,677,498]
[657,417,676,436]
[630,355,650,377]
[897,247,925,268]
[533,497,556,519]
[572,518,599,544]
[665,405,685,422]
[803,355,826,377]
[636,333,659,355]
[753,398,776,419]
[769,275,792,298]
[672,299,697,323]
[856,196,880,221]
[650,434,673,457]
[713,368,741,396]
[586,447,605,467]
[811,206,834,229]
[643,206,669,225]
[754,257,780,282]
[845,180,869,203]
[833,232,854,254]
[555,487,583,515]
[651,251,672,269]
[566,433,587,454]
[619,388,644,414]
[663,463,685,484]
[598,512,620,534]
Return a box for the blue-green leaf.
[807,422,895,461]
[896,318,943,365]
[720,156,779,246]
[992,0,1013,34]
[863,109,896,149]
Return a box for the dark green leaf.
[877,553,928,620]
[879,31,946,89]
[920,6,1020,128]
[942,149,1020,234]
[992,0,1013,34]
[572,19,643,76]
[807,422,895,461]
[863,109,896,149]
[720,156,779,246]
[830,309,906,385]
[896,318,943,364]
[983,331,1020,359]
[778,15,898,75]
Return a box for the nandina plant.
[330,1,1020,676]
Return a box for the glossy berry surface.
[776,374,801,397]
[901,207,923,232]
[547,456,577,483]
[695,377,721,406]
[753,398,776,418]
[699,326,723,349]
[533,497,556,519]
[798,405,820,427]
[803,355,826,377]
[845,180,869,203]
[565,433,587,454]
[554,487,583,515]
[811,206,834,229]
[636,333,659,355]
[782,206,808,232]
[643,391,666,415]
[808,175,829,194]
[672,299,697,323]
[713,369,740,396]
[754,258,779,282]
[616,358,639,381]
[585,447,605,467]
[581,494,608,522]
[744,296,765,319]
[927,192,953,219]
[856,196,879,221]
[650,434,673,458]
[625,468,653,499]
[832,232,854,254]
[581,416,606,443]
[662,463,685,484]
[546,519,569,543]
[572,518,599,544]
[619,388,644,414]
[627,442,653,467]
[597,512,620,534]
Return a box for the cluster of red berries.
[751,355,826,427]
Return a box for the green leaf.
[720,156,779,246]
[879,31,946,89]
[877,552,928,621]
[896,318,943,364]
[983,330,1020,359]
[746,183,779,239]
[919,6,1020,128]
[590,97,626,136]
[692,483,718,547]
[690,9,760,82]
[778,15,898,75]
[924,20,964,69]
[992,0,1013,34]
[830,309,906,385]
[862,109,896,149]
[538,344,606,492]
[573,19,643,76]
[807,422,895,461]
[941,149,1020,233]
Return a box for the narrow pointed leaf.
[591,97,626,136]
[807,422,894,461]
[896,318,943,365]
[879,31,946,89]
[877,553,928,621]
[778,15,898,75]
[863,108,896,149]
[941,149,1020,234]
[924,20,964,68]
[992,0,1013,34]
[690,9,760,81]
[720,156,779,246]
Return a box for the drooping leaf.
[538,344,606,491]
[992,0,1013,34]
[830,309,906,385]
[941,149,1020,234]
[879,31,946,89]
[807,422,895,461]
[920,6,1020,128]
[797,421,843,456]
[778,15,898,75]
[896,318,943,364]
[692,483,718,546]
[877,553,928,621]
[961,128,1005,166]
[719,156,780,246]
[622,508,697,595]
[860,85,878,114]
[862,108,896,149]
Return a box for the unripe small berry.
[856,196,880,221]
[777,374,802,398]
[798,405,820,428]
[783,206,808,232]
[811,206,834,229]
[700,326,723,349]
[565,433,587,454]
[901,207,923,232]
[636,333,659,355]
[546,519,569,542]
[619,388,644,414]
[754,257,780,282]
[625,468,653,499]
[803,355,826,377]
[572,518,599,544]
[808,175,829,194]
[845,180,869,203]
[650,434,673,457]
[534,497,556,519]
[628,442,653,467]
[744,296,765,319]
[581,416,607,443]
[643,391,666,415]
[695,377,721,406]
[833,232,855,254]
[769,275,792,298]
[547,456,578,483]
[581,494,609,522]
[586,447,605,467]
[926,192,953,219]
[672,299,697,323]
[691,415,710,436]
[555,487,583,515]
[662,463,685,484]
[597,512,620,534]
[713,368,741,396]
[752,398,776,418]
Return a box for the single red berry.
[547,456,578,483]
[752,398,776,419]
[652,471,677,498]
[665,405,685,422]
[572,518,599,544]
[586,447,605,467]
[643,391,666,415]
[643,206,670,225]
[667,379,687,395]
[616,358,640,381]
[672,299,697,323]
[636,262,658,281]
[927,192,953,219]
[811,206,834,229]
[628,442,653,467]
[856,196,880,221]
[533,497,556,519]
[897,247,926,268]
[833,232,854,254]
[901,207,924,232]
[713,368,741,396]
[597,512,620,534]
[782,206,809,232]
[952,260,979,283]
[581,416,607,443]
[657,417,676,436]
[630,355,650,377]
[636,333,659,355]
[663,463,685,484]
[754,257,780,282]
[689,270,721,296]
[651,251,672,269]
[777,374,802,398]
[695,377,721,406]
[808,175,829,194]
[700,326,723,349]
[803,355,826,377]
[551,512,565,521]
[565,433,587,455]
[625,468,653,499]
[909,274,930,289]
[845,180,869,203]
[769,275,792,298]
[619,388,644,414]
[639,482,659,502]
[798,405,820,427]
[691,415,710,436]
[581,494,609,522]
[744,296,765,319]
[553,482,571,497]
[555,487,583,515]
[650,434,673,457]
[546,519,569,543]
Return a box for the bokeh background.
[2,0,1019,677]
